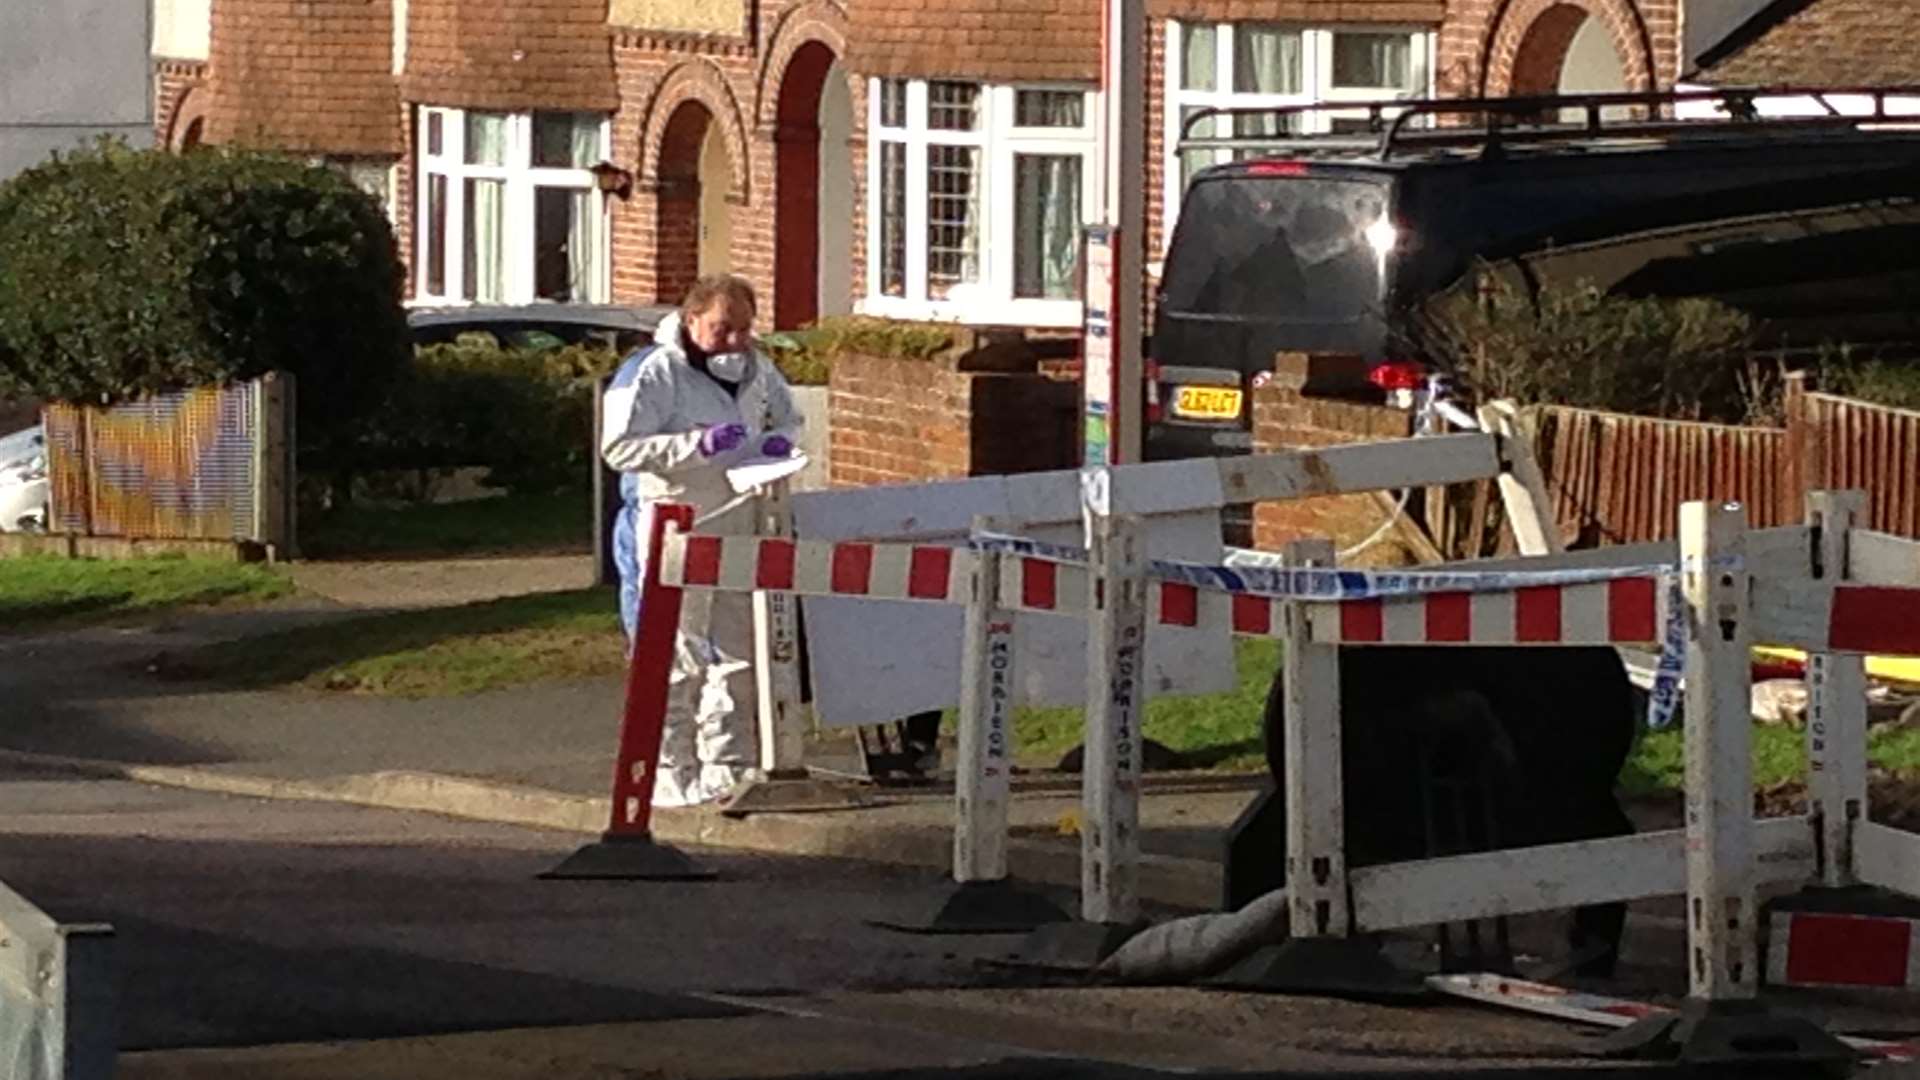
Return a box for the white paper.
[727,452,809,493]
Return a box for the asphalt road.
[0,765,1694,1079]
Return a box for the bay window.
[1164,23,1433,245]
[415,107,610,306]
[866,79,1097,326]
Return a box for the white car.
[0,425,47,533]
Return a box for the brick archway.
[653,100,726,305]
[1479,0,1655,98]
[639,60,751,204]
[753,1,849,128]
[165,85,212,151]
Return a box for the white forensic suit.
[601,312,804,807]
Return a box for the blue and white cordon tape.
[969,530,1701,731]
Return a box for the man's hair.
[682,274,757,320]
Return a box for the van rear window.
[1161,176,1390,323]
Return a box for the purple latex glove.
[760,434,794,457]
[698,422,747,458]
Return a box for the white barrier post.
[1083,474,1146,926]
[1805,490,1869,888]
[1681,500,1757,1001]
[956,515,1015,883]
[753,478,806,774]
[1282,538,1349,938]
[884,515,1070,935]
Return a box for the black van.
[1146,86,1920,461]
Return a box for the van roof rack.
[1177,85,1920,162]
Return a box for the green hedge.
[323,337,619,497]
[762,315,957,386]
[325,316,962,504]
[1407,267,1764,422]
[0,141,408,452]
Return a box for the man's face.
[686,297,754,354]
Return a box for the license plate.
[1171,385,1244,420]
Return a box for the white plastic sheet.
[791,465,1238,727]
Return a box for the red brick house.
[149,0,1695,331]
[152,0,861,328]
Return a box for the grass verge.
[0,555,295,631]
[164,586,625,697]
[1622,722,1920,795]
[1007,639,1278,773]
[299,489,593,559]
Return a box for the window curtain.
[878,141,907,297]
[1018,91,1084,127]
[463,178,505,302]
[1182,24,1218,91]
[568,189,601,301]
[1334,33,1411,89]
[570,118,601,168]
[465,113,509,166]
[925,144,981,298]
[1234,26,1302,93]
[1015,155,1081,299]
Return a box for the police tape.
[972,530,1694,731]
[974,530,1676,598]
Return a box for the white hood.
[653,310,687,353]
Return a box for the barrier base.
[1595,999,1857,1071]
[719,771,870,818]
[1770,884,1920,918]
[539,832,717,881]
[1205,936,1428,1002]
[1003,919,1145,972]
[870,880,1073,935]
[1767,886,1920,991]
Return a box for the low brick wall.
[1249,358,1413,562]
[828,352,1078,487]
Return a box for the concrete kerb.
[0,749,1224,911]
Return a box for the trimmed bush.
[1407,267,1764,422]
[327,337,620,498]
[0,140,408,451]
[762,315,958,386]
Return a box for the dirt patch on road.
[287,555,596,610]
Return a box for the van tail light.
[1367,360,1427,393]
[1244,160,1309,177]
[1144,359,1163,423]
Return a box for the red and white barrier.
[659,533,973,605]
[1308,577,1661,646]
[1430,973,1920,1064]
[610,427,1920,1004]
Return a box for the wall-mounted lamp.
[590,161,634,200]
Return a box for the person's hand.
[698,423,747,457]
[760,434,794,457]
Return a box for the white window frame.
[861,79,1099,328]
[413,106,612,307]
[1160,22,1435,254]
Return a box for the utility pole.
[1082,0,1146,467]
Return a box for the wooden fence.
[41,373,294,556]
[1526,373,1920,547]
